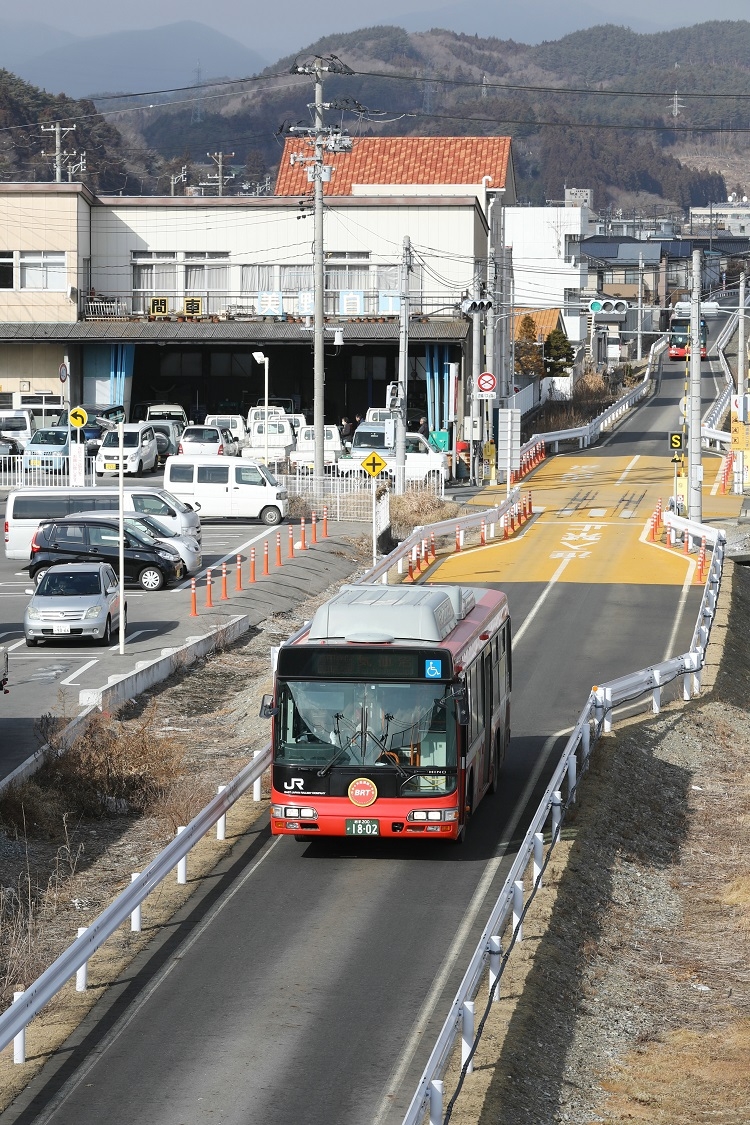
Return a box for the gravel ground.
[446,559,750,1125]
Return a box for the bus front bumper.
[270,799,461,839]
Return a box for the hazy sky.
[21,0,750,59]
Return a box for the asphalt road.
[1,355,741,1125]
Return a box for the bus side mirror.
[259,694,277,719]
[455,688,469,726]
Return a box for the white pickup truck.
[337,422,448,483]
[289,425,343,470]
[243,417,296,466]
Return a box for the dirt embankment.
[446,562,750,1124]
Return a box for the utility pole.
[171,165,188,196]
[637,251,644,361]
[471,265,482,484]
[289,55,353,478]
[395,235,411,484]
[688,248,703,522]
[201,152,235,196]
[41,123,76,183]
[66,152,86,182]
[738,271,746,493]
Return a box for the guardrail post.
[513,880,524,941]
[551,790,562,842]
[533,832,544,888]
[76,928,88,991]
[217,784,227,840]
[488,935,502,1002]
[603,687,612,733]
[176,826,187,885]
[13,993,25,1064]
[461,1000,475,1074]
[652,668,662,714]
[567,753,577,804]
[429,1079,443,1125]
[253,749,263,802]
[130,874,141,931]
[581,718,591,765]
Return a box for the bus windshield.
[276,679,458,780]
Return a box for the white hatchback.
[179,425,232,456]
[95,424,159,476]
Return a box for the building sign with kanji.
[183,297,203,317]
[150,297,169,317]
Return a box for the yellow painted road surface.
[432,452,743,587]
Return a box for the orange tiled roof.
[513,309,565,341]
[275,135,511,196]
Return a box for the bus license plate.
[345,819,379,836]
[105,462,117,470]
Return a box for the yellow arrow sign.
[69,406,88,428]
[361,451,388,478]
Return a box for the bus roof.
[297,583,508,653]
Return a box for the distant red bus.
[263,583,511,842]
[669,316,707,360]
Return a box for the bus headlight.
[271,805,317,819]
[408,808,458,822]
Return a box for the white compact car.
[179,425,235,456]
[96,424,159,476]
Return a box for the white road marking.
[662,568,695,662]
[513,557,572,646]
[620,510,634,518]
[616,454,640,484]
[372,727,570,1125]
[710,459,726,497]
[589,508,607,517]
[7,638,27,651]
[29,835,283,1125]
[59,659,99,686]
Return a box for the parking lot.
[0,474,364,780]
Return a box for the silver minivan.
[163,456,288,524]
[4,486,202,560]
[0,409,36,450]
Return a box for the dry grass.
[389,491,465,538]
[530,371,619,436]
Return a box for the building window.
[241,264,275,292]
[184,251,228,292]
[623,268,640,285]
[19,251,66,290]
[0,253,12,289]
[563,288,580,316]
[132,252,177,311]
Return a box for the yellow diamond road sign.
[361,452,388,478]
[69,406,88,428]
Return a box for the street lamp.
[96,416,125,655]
[252,351,269,468]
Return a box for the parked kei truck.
[337,422,448,484]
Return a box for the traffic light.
[588,299,628,314]
[460,297,493,314]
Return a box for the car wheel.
[138,566,164,591]
[136,460,143,477]
[25,636,38,647]
[96,616,112,646]
[260,506,282,526]
[96,471,104,478]
[33,568,48,587]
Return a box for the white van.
[4,486,201,560]
[247,406,283,428]
[204,414,248,445]
[289,425,343,470]
[0,409,36,450]
[244,418,296,465]
[163,456,288,524]
[95,423,159,476]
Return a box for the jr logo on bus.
[283,778,305,791]
[348,778,378,807]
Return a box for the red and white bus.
[262,583,511,842]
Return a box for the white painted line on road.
[58,659,99,686]
[513,557,572,647]
[30,835,283,1125]
[174,526,275,590]
[710,459,726,496]
[7,638,26,651]
[662,568,694,663]
[372,727,568,1125]
[620,510,634,518]
[616,454,640,483]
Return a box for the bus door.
[481,647,493,788]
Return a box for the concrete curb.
[0,704,97,794]
[78,613,250,710]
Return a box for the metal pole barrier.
[533,832,544,888]
[220,561,228,600]
[275,531,282,568]
[217,784,227,840]
[322,505,328,537]
[512,880,524,941]
[429,1079,443,1125]
[311,510,317,544]
[263,540,269,576]
[461,1000,475,1074]
[488,935,502,1002]
[176,826,187,884]
[235,555,243,592]
[253,749,263,802]
[205,568,213,608]
[567,753,577,803]
[300,517,307,550]
[289,524,295,559]
[76,928,88,991]
[551,790,563,841]
[250,547,256,584]
[130,874,141,932]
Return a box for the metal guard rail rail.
[401,522,725,1125]
[0,745,271,1053]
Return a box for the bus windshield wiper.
[317,714,358,776]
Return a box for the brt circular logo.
[348,778,378,807]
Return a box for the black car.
[29,516,184,591]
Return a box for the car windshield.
[158,489,191,514]
[352,428,387,449]
[37,572,101,596]
[260,465,277,486]
[128,515,174,539]
[31,430,67,446]
[275,680,457,794]
[102,432,140,448]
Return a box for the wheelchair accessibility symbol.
[425,659,442,679]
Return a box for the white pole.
[264,357,269,468]
[130,873,141,931]
[118,420,125,655]
[75,928,88,991]
[738,271,746,494]
[372,476,377,566]
[512,880,524,941]
[461,1000,475,1074]
[688,248,703,522]
[13,993,25,1064]
[253,750,262,803]
[176,826,187,884]
[217,784,227,839]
